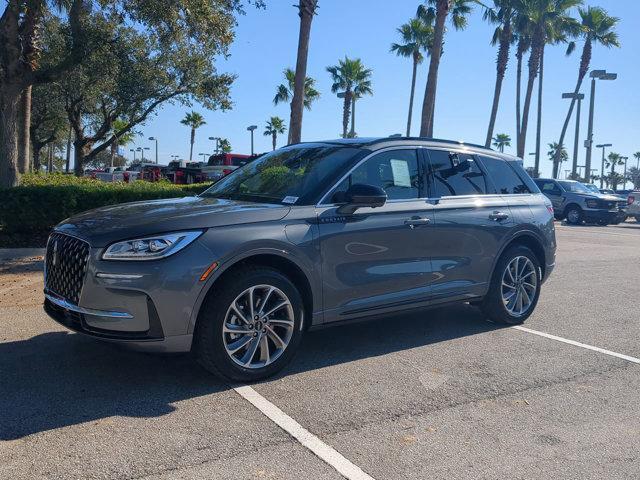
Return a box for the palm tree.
[289,0,319,145]
[634,152,640,170]
[513,16,533,154]
[391,17,434,137]
[484,0,517,148]
[326,57,373,138]
[180,111,206,161]
[605,152,624,175]
[555,6,620,175]
[274,68,320,144]
[264,117,286,151]
[516,0,580,159]
[492,133,512,152]
[547,141,568,176]
[349,71,373,138]
[417,0,476,137]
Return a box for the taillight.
[628,195,635,205]
[546,205,554,216]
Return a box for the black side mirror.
[337,183,387,214]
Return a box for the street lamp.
[198,153,210,162]
[596,143,612,188]
[130,148,137,162]
[585,70,617,181]
[136,146,150,162]
[208,136,221,154]
[148,136,158,164]
[562,92,585,179]
[247,125,257,155]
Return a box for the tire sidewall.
[196,268,305,382]
[565,206,583,225]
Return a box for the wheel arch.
[492,231,547,282]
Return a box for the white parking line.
[513,326,640,364]
[234,385,375,480]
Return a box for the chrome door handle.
[489,211,509,221]
[404,217,431,228]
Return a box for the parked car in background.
[43,137,556,381]
[626,191,640,222]
[534,178,627,225]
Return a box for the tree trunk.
[0,86,22,187]
[518,33,543,158]
[535,48,544,178]
[485,17,511,148]
[419,0,448,137]
[65,125,72,173]
[407,56,418,137]
[17,85,32,173]
[272,132,276,151]
[289,0,317,145]
[515,44,524,154]
[33,144,41,171]
[110,140,117,168]
[350,96,356,137]
[73,141,90,176]
[189,128,195,161]
[342,91,352,138]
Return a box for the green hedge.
[0,173,212,235]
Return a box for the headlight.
[102,230,203,261]
[585,199,599,208]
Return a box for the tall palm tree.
[492,133,512,152]
[289,0,319,145]
[634,152,640,170]
[555,6,620,176]
[391,17,434,137]
[517,0,580,159]
[605,152,624,175]
[274,68,320,144]
[264,117,286,151]
[349,72,373,138]
[484,0,517,148]
[513,19,532,154]
[326,57,373,138]
[180,111,206,161]
[547,141,568,173]
[417,0,476,137]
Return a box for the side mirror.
[337,183,387,214]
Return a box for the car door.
[535,179,564,214]
[317,148,435,323]
[424,148,515,302]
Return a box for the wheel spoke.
[502,281,516,290]
[240,336,260,366]
[265,325,286,349]
[268,318,294,328]
[521,286,531,306]
[258,287,274,315]
[259,334,270,364]
[521,270,536,280]
[224,322,252,335]
[231,302,250,325]
[226,335,253,354]
[248,287,256,319]
[262,300,289,318]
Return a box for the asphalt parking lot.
[1,222,639,480]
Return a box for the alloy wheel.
[501,256,538,317]
[222,284,295,369]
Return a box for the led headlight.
[102,230,203,261]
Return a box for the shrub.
[0,174,212,235]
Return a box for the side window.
[331,149,420,202]
[428,149,487,197]
[478,156,531,194]
[538,181,560,194]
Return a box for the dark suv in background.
[44,138,556,381]
[534,178,628,225]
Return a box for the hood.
[55,196,291,247]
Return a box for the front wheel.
[481,245,541,325]
[565,206,583,225]
[194,267,304,381]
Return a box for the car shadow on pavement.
[0,303,503,440]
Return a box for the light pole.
[596,143,612,188]
[585,70,617,181]
[130,148,137,162]
[148,137,158,164]
[198,153,210,162]
[562,92,584,179]
[208,136,221,154]
[137,147,150,162]
[247,125,257,155]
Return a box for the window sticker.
[390,159,411,188]
[282,196,299,204]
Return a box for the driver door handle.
[489,211,509,221]
[404,216,431,228]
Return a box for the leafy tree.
[0,0,257,187]
[484,0,517,148]
[264,117,286,151]
[555,6,619,175]
[417,0,477,137]
[391,17,434,137]
[274,68,320,143]
[30,82,67,172]
[326,57,373,138]
[85,150,128,170]
[628,166,640,190]
[289,0,318,145]
[492,133,511,152]
[181,111,207,162]
[108,119,138,168]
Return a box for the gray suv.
[44,138,556,381]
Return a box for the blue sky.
[133,0,639,178]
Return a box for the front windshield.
[200,145,362,205]
[558,181,591,194]
[583,184,600,193]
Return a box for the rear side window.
[427,149,487,197]
[478,155,531,194]
[535,180,561,194]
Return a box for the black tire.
[481,245,542,325]
[564,205,583,225]
[194,267,305,382]
[597,219,609,226]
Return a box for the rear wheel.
[481,245,541,325]
[565,205,583,225]
[194,267,304,381]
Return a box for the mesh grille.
[45,233,90,305]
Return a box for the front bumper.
[582,208,626,223]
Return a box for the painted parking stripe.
[513,326,640,364]
[234,385,375,480]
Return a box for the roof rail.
[379,136,492,150]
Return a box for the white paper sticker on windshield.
[282,196,299,204]
[390,159,411,188]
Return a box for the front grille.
[617,201,627,209]
[45,233,90,305]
